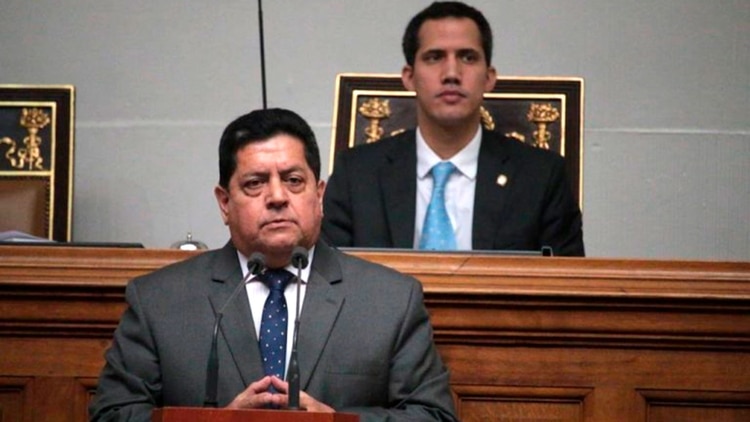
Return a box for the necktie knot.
[431,161,455,189]
[259,269,293,292]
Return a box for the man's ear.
[214,185,230,225]
[485,65,498,92]
[317,179,326,214]
[401,65,415,91]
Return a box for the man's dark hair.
[218,108,321,189]
[402,1,493,66]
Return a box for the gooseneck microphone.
[203,252,266,407]
[286,246,308,410]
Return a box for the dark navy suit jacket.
[322,129,584,256]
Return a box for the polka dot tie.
[258,269,293,380]
[420,161,457,250]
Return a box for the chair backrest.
[329,73,584,208]
[0,86,75,241]
[0,178,48,237]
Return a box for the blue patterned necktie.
[420,161,457,250]
[258,269,293,380]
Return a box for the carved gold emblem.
[526,103,560,150]
[1,107,51,170]
[358,98,391,143]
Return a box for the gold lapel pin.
[496,174,508,187]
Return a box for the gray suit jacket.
[90,241,457,421]
[322,129,584,256]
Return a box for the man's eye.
[460,53,479,63]
[243,179,263,190]
[423,53,442,63]
[285,176,306,192]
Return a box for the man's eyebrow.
[241,167,271,175]
[279,165,307,176]
[420,47,481,56]
[457,48,481,55]
[421,48,445,55]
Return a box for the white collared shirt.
[238,247,313,378]
[414,126,481,250]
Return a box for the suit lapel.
[298,241,345,389]
[473,130,515,250]
[381,131,418,247]
[207,243,265,386]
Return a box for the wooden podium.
[153,407,359,422]
[1,245,748,421]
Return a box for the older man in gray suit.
[90,108,457,421]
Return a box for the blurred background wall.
[1,0,747,260]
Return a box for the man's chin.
[259,233,304,255]
[429,108,476,126]
[264,239,298,253]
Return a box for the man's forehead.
[236,155,309,173]
[417,17,482,48]
[237,138,305,161]
[242,133,304,149]
[237,135,300,155]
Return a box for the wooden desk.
[1,246,748,421]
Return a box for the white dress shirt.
[414,126,481,250]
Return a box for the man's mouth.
[263,218,294,229]
[438,90,465,103]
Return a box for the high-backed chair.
[329,73,584,208]
[0,86,75,241]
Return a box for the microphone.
[203,252,266,407]
[286,246,308,410]
[541,246,554,257]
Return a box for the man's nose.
[442,55,461,84]
[266,178,288,207]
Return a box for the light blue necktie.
[258,269,293,381]
[420,161,457,250]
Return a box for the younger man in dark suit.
[322,1,585,256]
[90,108,457,421]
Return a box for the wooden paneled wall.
[1,245,749,421]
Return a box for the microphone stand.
[258,0,267,109]
[287,246,308,410]
[203,253,266,407]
